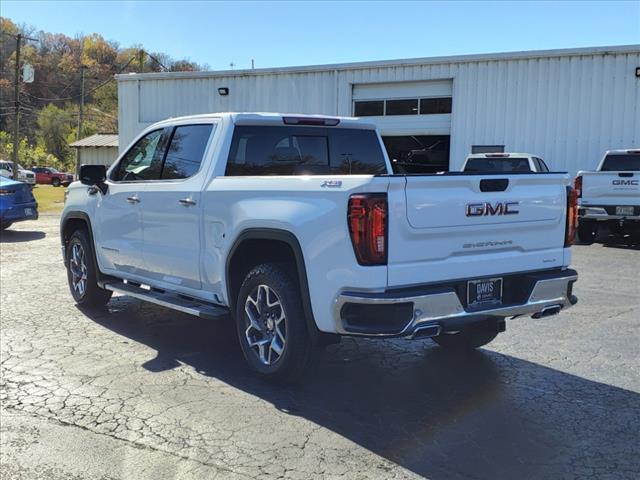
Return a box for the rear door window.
[161,124,213,179]
[226,126,386,175]
[600,154,640,171]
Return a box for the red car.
[31,167,74,187]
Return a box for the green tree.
[36,104,73,162]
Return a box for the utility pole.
[75,65,87,176]
[11,34,22,181]
[3,31,37,180]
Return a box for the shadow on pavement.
[80,297,640,479]
[0,230,46,243]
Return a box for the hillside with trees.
[0,17,205,171]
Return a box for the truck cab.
[461,153,550,173]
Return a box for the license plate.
[24,208,34,216]
[468,277,503,308]
[616,206,634,216]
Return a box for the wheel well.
[227,238,297,308]
[62,218,89,245]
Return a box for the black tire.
[1,222,12,231]
[52,178,61,187]
[66,229,112,307]
[577,221,597,244]
[235,263,312,383]
[432,320,499,350]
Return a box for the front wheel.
[432,321,499,350]
[235,263,312,383]
[66,229,112,307]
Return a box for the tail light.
[0,188,16,196]
[574,175,583,198]
[348,193,387,265]
[565,186,578,247]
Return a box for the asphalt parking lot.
[1,214,639,480]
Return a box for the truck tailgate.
[579,171,640,206]
[387,173,570,287]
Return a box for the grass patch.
[33,185,66,213]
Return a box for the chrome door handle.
[126,195,140,204]
[178,197,197,207]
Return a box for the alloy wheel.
[70,242,88,297]
[244,284,287,365]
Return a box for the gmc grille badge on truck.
[466,201,520,217]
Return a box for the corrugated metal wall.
[118,48,640,174]
[77,147,119,167]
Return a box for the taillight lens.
[565,186,578,247]
[348,193,387,265]
[0,188,16,196]
[574,175,583,198]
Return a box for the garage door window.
[354,97,452,117]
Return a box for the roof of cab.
[466,152,535,158]
[149,112,377,130]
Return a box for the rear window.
[600,154,640,171]
[225,126,387,175]
[464,157,532,173]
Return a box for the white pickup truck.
[576,149,640,242]
[61,113,578,381]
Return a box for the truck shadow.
[0,229,46,243]
[81,298,639,479]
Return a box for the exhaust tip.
[409,324,441,340]
[532,305,562,319]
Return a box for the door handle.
[178,197,197,207]
[126,195,140,204]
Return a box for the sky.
[3,0,640,71]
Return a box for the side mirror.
[79,164,106,186]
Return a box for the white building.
[70,134,119,167]
[116,45,640,174]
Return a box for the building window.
[385,99,419,116]
[420,97,452,114]
[354,100,384,116]
[471,145,505,154]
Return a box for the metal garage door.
[353,80,453,173]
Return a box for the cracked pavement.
[1,215,639,479]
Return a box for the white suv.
[0,161,36,186]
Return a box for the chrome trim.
[579,206,640,221]
[333,274,577,337]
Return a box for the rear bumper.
[579,206,640,222]
[334,268,578,337]
[1,203,38,224]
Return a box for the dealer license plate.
[24,208,34,216]
[616,206,634,216]
[468,277,503,308]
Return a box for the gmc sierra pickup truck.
[576,149,640,243]
[61,113,578,381]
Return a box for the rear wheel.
[235,263,311,383]
[577,221,597,243]
[66,229,112,307]
[432,320,500,350]
[52,178,61,187]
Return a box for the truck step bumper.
[334,269,578,337]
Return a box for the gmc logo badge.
[466,201,520,217]
[612,180,639,186]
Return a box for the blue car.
[0,175,38,230]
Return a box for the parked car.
[31,166,74,187]
[0,175,39,230]
[461,153,550,173]
[0,160,36,186]
[61,113,578,382]
[575,149,640,242]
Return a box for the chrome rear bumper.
[334,270,578,337]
